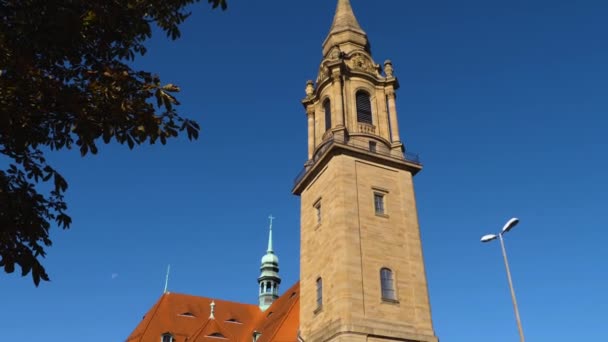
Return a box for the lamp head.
[480,234,498,243]
[501,218,520,234]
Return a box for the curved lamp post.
[481,218,525,342]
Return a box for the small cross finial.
[210,300,216,319]
[268,215,275,229]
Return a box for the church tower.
[293,1,439,342]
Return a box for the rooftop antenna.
[267,214,275,253]
[163,264,171,294]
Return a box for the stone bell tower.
[293,1,439,342]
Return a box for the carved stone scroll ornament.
[317,64,330,83]
[349,53,378,75]
[329,47,341,60]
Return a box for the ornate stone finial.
[330,47,341,60]
[384,60,394,77]
[305,80,315,97]
[209,300,216,319]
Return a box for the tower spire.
[322,0,369,57]
[328,0,364,34]
[258,215,281,311]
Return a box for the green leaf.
[0,0,226,286]
[126,135,135,149]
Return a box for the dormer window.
[356,91,372,124]
[161,333,174,342]
[323,99,332,131]
[226,318,242,324]
[208,332,226,339]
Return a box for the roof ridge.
[168,292,259,308]
[259,287,300,342]
[129,293,169,341]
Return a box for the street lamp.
[481,217,525,342]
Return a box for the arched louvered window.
[380,268,396,300]
[356,91,373,124]
[316,277,323,309]
[161,333,174,342]
[324,99,332,131]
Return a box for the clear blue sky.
[2,0,607,341]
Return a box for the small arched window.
[356,91,373,124]
[161,333,174,342]
[380,268,396,300]
[323,99,332,131]
[316,277,323,309]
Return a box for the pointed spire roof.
[322,0,369,57]
[260,216,279,265]
[328,0,364,35]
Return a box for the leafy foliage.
[0,0,227,286]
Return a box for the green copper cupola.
[258,215,281,311]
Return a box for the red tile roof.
[127,282,299,342]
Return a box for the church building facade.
[127,1,439,341]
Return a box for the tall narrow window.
[374,192,385,215]
[161,333,174,342]
[324,99,332,131]
[314,200,322,224]
[316,278,323,309]
[356,91,373,124]
[380,268,396,301]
